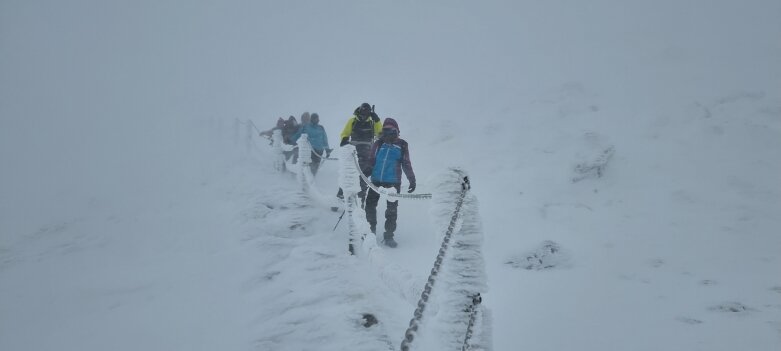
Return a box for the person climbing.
[364,118,416,248]
[259,117,286,139]
[299,112,310,132]
[336,102,382,202]
[282,116,299,144]
[282,116,299,162]
[292,112,332,176]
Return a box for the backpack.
[351,115,380,143]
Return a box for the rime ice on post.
[271,129,285,172]
[294,136,337,210]
[295,134,311,191]
[338,145,362,197]
[338,145,364,255]
[297,134,312,166]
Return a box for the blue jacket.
[292,123,330,151]
[368,137,416,186]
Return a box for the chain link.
[350,150,432,200]
[461,293,482,351]
[400,176,470,351]
[236,118,262,134]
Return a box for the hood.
[383,118,399,132]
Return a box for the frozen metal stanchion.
[297,137,341,211]
[296,133,313,190]
[337,145,364,255]
[270,130,285,172]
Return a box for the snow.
[2,0,781,350]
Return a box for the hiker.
[364,118,416,248]
[282,116,299,144]
[299,112,310,130]
[337,102,381,202]
[282,116,299,161]
[292,113,332,176]
[259,117,285,139]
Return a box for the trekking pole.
[332,209,346,231]
[247,119,262,134]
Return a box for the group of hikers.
[259,111,332,176]
[260,103,416,249]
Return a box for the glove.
[340,137,349,147]
[407,183,416,193]
[370,112,379,120]
[326,149,332,158]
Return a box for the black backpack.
[351,115,380,143]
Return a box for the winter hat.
[382,118,399,132]
[356,103,372,117]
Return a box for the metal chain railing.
[400,176,470,351]
[349,149,432,200]
[241,126,488,350]
[236,118,262,134]
[311,148,338,161]
[462,293,482,351]
[248,118,336,163]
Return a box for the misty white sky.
[2,0,780,271]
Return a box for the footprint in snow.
[709,302,754,314]
[505,241,571,270]
[676,316,704,325]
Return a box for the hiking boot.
[369,225,376,234]
[383,238,397,248]
[383,232,397,248]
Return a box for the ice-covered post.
[271,129,285,172]
[338,145,366,255]
[296,134,313,189]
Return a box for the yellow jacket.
[339,114,382,143]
